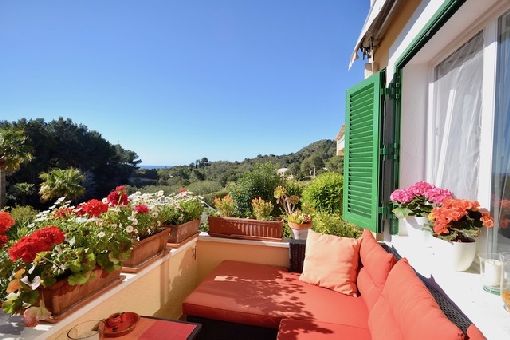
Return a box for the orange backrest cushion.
[357,229,397,310]
[299,230,361,296]
[368,259,464,340]
[467,324,486,340]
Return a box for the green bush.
[10,205,38,228]
[8,205,38,240]
[229,163,281,217]
[302,172,343,214]
[187,181,223,195]
[312,212,362,238]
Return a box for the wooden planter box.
[122,228,170,272]
[41,268,122,321]
[208,216,283,241]
[166,219,200,245]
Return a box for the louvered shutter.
[343,71,384,232]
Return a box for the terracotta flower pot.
[288,221,312,240]
[122,228,170,270]
[208,216,283,241]
[41,268,122,319]
[166,219,200,244]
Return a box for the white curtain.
[432,32,483,200]
[492,12,510,251]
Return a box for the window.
[491,10,510,252]
[431,32,483,200]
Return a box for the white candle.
[483,259,502,287]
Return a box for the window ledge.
[198,232,290,249]
[390,235,510,339]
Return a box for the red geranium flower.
[107,186,129,206]
[0,211,15,234]
[77,199,109,217]
[53,207,75,219]
[8,226,65,263]
[134,204,149,214]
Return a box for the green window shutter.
[343,71,384,232]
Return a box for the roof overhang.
[348,0,403,69]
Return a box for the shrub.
[202,189,229,207]
[39,168,85,202]
[213,194,236,217]
[187,181,223,195]
[9,205,38,236]
[251,198,274,221]
[312,212,362,238]
[302,172,343,214]
[229,163,281,217]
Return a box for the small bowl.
[99,312,140,338]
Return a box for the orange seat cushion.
[299,230,361,296]
[277,319,371,340]
[357,229,397,310]
[368,259,464,340]
[182,260,369,329]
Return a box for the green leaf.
[69,259,82,273]
[392,207,412,219]
[67,271,92,286]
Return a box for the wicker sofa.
[183,233,486,340]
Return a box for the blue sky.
[0,0,368,165]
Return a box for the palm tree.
[0,126,33,207]
[39,168,85,202]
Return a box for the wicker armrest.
[289,239,306,273]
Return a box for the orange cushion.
[368,259,464,340]
[299,230,361,296]
[467,324,486,340]
[357,229,397,310]
[183,260,369,329]
[277,319,371,340]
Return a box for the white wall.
[399,63,429,187]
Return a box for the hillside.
[131,139,343,201]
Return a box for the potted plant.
[208,195,283,241]
[287,210,312,240]
[156,190,204,245]
[100,188,169,272]
[429,198,494,271]
[1,200,132,324]
[390,181,452,241]
[274,185,312,240]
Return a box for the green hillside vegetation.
[132,139,343,204]
[1,118,140,208]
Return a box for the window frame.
[425,3,510,252]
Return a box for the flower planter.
[432,238,477,271]
[208,216,283,241]
[122,228,170,272]
[41,268,122,320]
[166,219,200,244]
[288,221,312,240]
[402,217,431,245]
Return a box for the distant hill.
[131,139,343,199]
[139,165,174,170]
